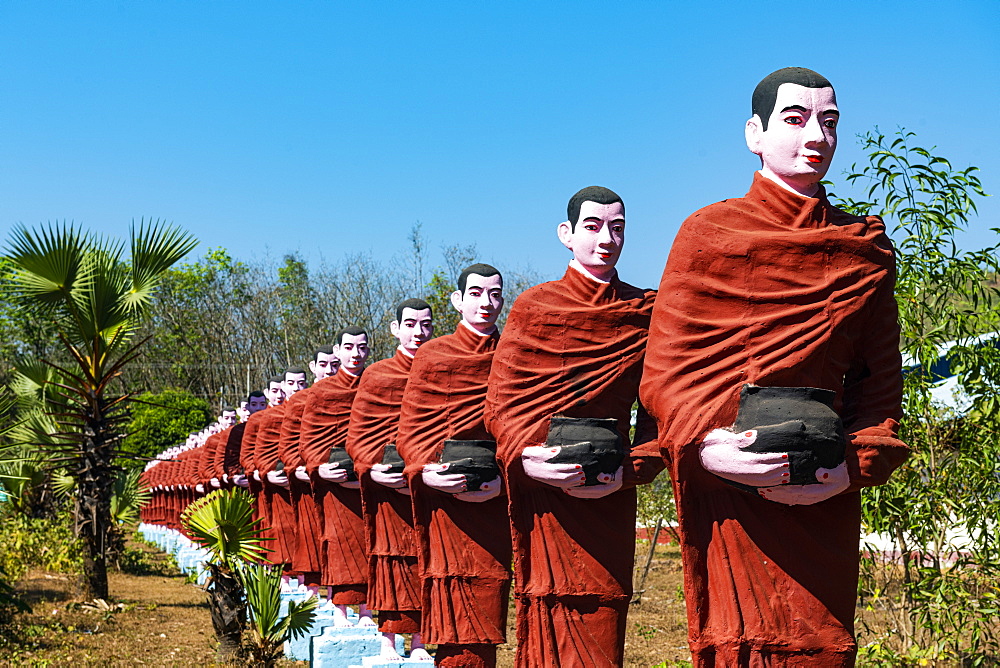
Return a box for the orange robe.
[300,370,368,603]
[254,403,296,568]
[484,265,663,667]
[640,174,910,666]
[397,324,511,667]
[346,350,420,633]
[272,387,324,581]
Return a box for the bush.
[121,389,213,467]
[0,506,83,582]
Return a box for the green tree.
[121,389,213,467]
[830,129,1000,663]
[1,221,197,600]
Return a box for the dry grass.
[3,540,692,667]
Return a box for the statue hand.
[195,483,205,494]
[317,462,349,483]
[221,474,229,483]
[564,466,624,499]
[266,470,289,487]
[232,474,250,488]
[698,428,790,487]
[370,463,408,489]
[758,462,850,506]
[210,478,221,489]
[294,466,311,482]
[252,470,262,482]
[421,463,468,494]
[521,445,585,489]
[455,476,503,502]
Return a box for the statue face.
[451,273,504,333]
[282,372,308,398]
[557,200,625,280]
[219,410,238,428]
[237,401,250,422]
[336,332,370,375]
[309,351,340,381]
[266,381,284,406]
[390,307,434,355]
[247,395,268,414]
[745,83,838,195]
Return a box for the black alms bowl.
[545,416,624,486]
[439,440,500,492]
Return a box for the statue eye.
[824,119,837,129]
[783,116,803,125]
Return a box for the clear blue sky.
[1,1,997,289]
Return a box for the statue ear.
[557,220,574,251]
[389,320,400,338]
[745,115,763,155]
[450,289,463,312]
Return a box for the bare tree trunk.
[207,564,246,663]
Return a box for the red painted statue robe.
[397,324,512,665]
[484,265,663,667]
[640,174,910,666]
[272,387,323,580]
[345,349,420,633]
[299,370,368,602]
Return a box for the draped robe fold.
[240,410,271,547]
[640,174,910,666]
[484,265,662,667]
[345,350,421,633]
[299,370,368,602]
[254,403,296,568]
[269,387,323,579]
[396,324,512,665]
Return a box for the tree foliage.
[830,129,1000,664]
[121,389,213,467]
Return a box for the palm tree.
[182,487,271,662]
[239,560,318,667]
[1,221,197,599]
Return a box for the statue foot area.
[379,633,403,659]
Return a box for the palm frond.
[180,488,271,570]
[125,220,198,314]
[109,468,152,527]
[3,222,90,310]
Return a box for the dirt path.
[3,540,691,667]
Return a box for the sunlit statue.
[641,67,910,665]
[484,187,663,667]
[299,327,375,626]
[347,299,434,660]
[397,264,510,668]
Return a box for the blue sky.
[1,1,997,289]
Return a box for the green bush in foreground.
[0,506,83,582]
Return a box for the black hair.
[334,325,367,346]
[457,263,502,294]
[267,374,284,386]
[220,405,236,413]
[312,344,334,361]
[284,366,307,379]
[395,298,433,323]
[567,186,624,231]
[752,67,833,131]
[248,390,266,400]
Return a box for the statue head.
[451,263,504,334]
[745,67,838,197]
[390,298,434,356]
[309,344,340,381]
[247,391,268,415]
[282,367,308,398]
[334,326,370,375]
[219,406,238,429]
[266,374,285,406]
[557,186,625,282]
[237,400,250,422]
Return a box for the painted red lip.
[806,155,824,164]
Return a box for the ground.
[3,539,691,667]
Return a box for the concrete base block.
[310,624,383,668]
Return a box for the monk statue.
[397,264,511,668]
[640,67,910,666]
[484,187,664,667]
[299,327,375,627]
[346,299,434,660]
[228,391,267,489]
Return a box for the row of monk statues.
[139,67,909,667]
